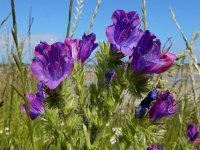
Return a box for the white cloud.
[0,33,61,63]
[27,33,61,46]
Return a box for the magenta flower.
[65,33,98,63]
[131,31,176,75]
[147,145,163,150]
[187,124,200,144]
[106,9,143,56]
[30,41,74,89]
[21,82,45,120]
[149,91,178,120]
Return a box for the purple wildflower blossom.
[21,82,45,120]
[106,9,143,56]
[147,145,163,150]
[149,91,178,120]
[65,33,98,63]
[131,30,176,75]
[30,41,74,89]
[187,124,200,144]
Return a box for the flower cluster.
[135,90,178,120]
[105,10,178,149]
[106,10,176,77]
[22,33,98,120]
[110,127,123,144]
[31,33,98,89]
[20,8,180,150]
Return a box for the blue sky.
[0,0,200,62]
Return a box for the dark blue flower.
[135,89,158,118]
[147,89,158,101]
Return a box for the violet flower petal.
[106,9,143,56]
[78,33,98,63]
[149,91,178,120]
[131,30,176,75]
[64,33,98,63]
[31,41,74,89]
[187,124,200,142]
[21,94,45,120]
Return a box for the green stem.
[142,0,147,30]
[10,0,35,149]
[87,0,101,35]
[66,0,74,38]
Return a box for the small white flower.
[5,127,9,132]
[5,127,10,135]
[0,130,3,134]
[110,135,117,145]
[112,127,122,137]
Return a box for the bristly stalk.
[70,0,84,37]
[87,0,101,35]
[10,0,35,149]
[11,0,19,52]
[8,87,14,145]
[142,0,147,30]
[0,12,11,29]
[66,0,74,38]
[170,8,200,124]
[27,9,33,50]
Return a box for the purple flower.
[21,94,45,120]
[35,81,45,100]
[106,9,143,56]
[147,145,163,150]
[65,33,98,63]
[104,70,117,84]
[149,91,178,120]
[31,41,74,89]
[187,124,200,144]
[21,82,45,120]
[131,31,176,75]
